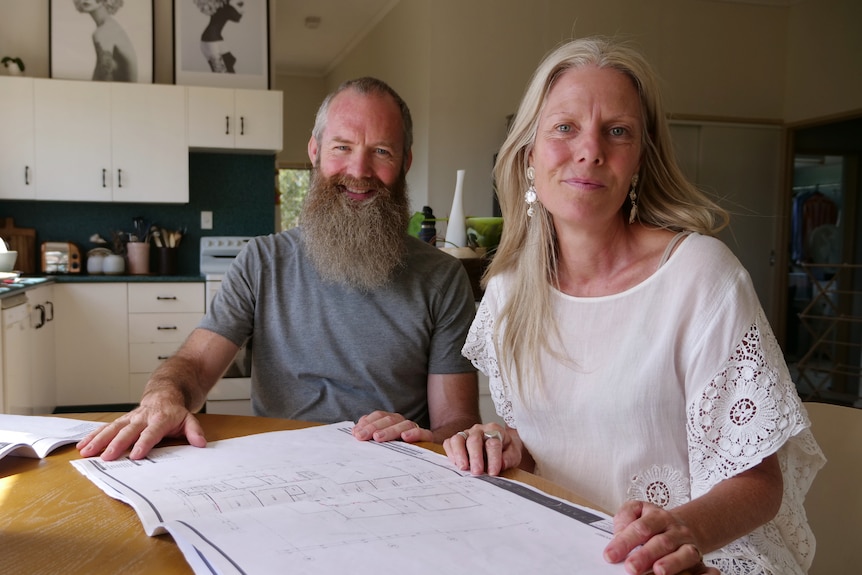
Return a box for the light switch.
[201,211,213,230]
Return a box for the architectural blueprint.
[72,423,625,574]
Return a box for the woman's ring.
[456,431,469,440]
[483,430,503,442]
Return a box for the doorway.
[785,116,862,406]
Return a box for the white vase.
[446,169,467,248]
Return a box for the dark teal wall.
[0,153,276,275]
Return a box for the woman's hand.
[443,423,523,476]
[603,500,719,575]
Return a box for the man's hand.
[77,398,206,461]
[352,411,434,444]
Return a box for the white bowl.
[0,251,18,272]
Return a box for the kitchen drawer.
[129,373,150,400]
[129,342,181,373]
[128,283,204,313]
[128,312,203,343]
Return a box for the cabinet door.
[29,284,56,414]
[0,77,36,200]
[54,283,129,406]
[235,89,283,151]
[111,83,189,204]
[670,122,782,325]
[187,86,236,149]
[2,303,32,414]
[35,79,112,202]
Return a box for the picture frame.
[174,0,270,90]
[49,0,154,83]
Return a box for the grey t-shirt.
[199,229,477,427]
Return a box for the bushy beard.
[299,169,411,291]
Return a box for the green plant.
[1,57,25,72]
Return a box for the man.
[78,77,480,461]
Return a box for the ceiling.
[271,0,805,77]
[273,0,399,77]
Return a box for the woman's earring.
[628,174,640,224]
[525,167,538,218]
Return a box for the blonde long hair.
[488,36,728,393]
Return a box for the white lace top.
[464,233,825,575]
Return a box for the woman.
[73,0,137,82]
[193,0,245,73]
[444,37,824,575]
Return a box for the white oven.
[200,236,254,415]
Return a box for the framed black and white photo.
[50,0,154,83]
[174,0,270,89]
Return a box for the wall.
[0,153,276,275]
[785,0,862,123]
[273,74,326,166]
[325,0,793,237]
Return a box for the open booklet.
[72,422,625,575]
[0,414,103,460]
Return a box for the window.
[276,166,311,231]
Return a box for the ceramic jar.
[103,254,125,275]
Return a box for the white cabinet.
[29,284,56,414]
[34,80,189,203]
[670,121,782,325]
[127,283,204,399]
[34,80,112,202]
[110,83,189,203]
[0,77,36,200]
[54,283,129,406]
[2,296,32,414]
[188,87,283,152]
[54,282,205,407]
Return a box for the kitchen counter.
[47,274,205,283]
[0,274,205,302]
[0,276,55,301]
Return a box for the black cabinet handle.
[34,304,46,329]
[45,301,54,322]
[118,169,123,188]
[225,115,230,135]
[156,296,178,300]
[156,326,178,331]
[102,168,107,187]
[157,355,171,360]
[240,116,245,135]
[24,166,30,185]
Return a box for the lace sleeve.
[461,300,516,427]
[687,308,818,487]
[687,308,825,574]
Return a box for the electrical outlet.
[201,211,213,230]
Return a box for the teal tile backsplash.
[0,153,276,275]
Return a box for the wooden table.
[0,413,601,575]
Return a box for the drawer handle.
[225,115,230,135]
[157,326,178,330]
[25,166,30,185]
[156,296,178,300]
[157,355,171,360]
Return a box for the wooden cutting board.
[0,217,37,274]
